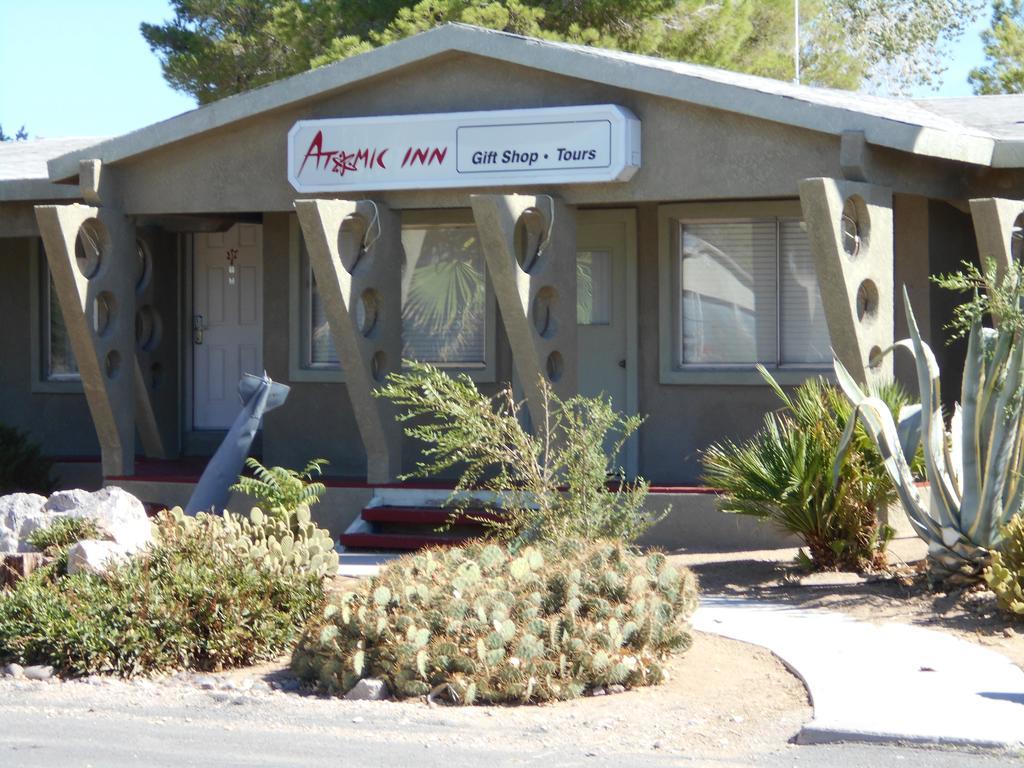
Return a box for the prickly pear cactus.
[161,505,338,580]
[985,516,1024,617]
[291,540,698,704]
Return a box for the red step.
[338,532,475,550]
[361,505,505,526]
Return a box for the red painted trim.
[340,532,474,550]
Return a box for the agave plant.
[834,285,1024,586]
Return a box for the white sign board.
[287,105,640,193]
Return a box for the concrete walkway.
[693,597,1024,750]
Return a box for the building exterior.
[2,24,1023,546]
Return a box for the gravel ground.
[0,627,810,767]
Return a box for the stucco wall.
[112,54,848,216]
[0,236,98,457]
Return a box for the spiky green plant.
[702,367,919,572]
[835,282,1024,587]
[291,539,697,704]
[231,458,327,521]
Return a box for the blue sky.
[0,1,996,140]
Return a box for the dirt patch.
[672,536,1024,669]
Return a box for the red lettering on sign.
[297,132,390,177]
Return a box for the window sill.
[288,364,496,385]
[659,366,833,386]
[31,378,84,394]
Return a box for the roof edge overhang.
[46,24,1002,182]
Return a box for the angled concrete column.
[968,197,1024,284]
[295,199,402,483]
[133,229,168,459]
[34,204,138,476]
[799,179,894,385]
[471,194,577,426]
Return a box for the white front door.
[576,209,638,475]
[192,224,263,429]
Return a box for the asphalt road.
[2,697,1020,768]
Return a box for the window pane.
[779,220,830,365]
[577,250,612,325]
[680,221,778,365]
[402,226,486,365]
[308,267,340,367]
[47,272,78,379]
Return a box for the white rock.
[2,663,24,679]
[42,489,92,514]
[0,493,47,552]
[65,539,132,575]
[45,487,152,553]
[344,678,390,701]
[23,665,54,681]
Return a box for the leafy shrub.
[702,367,922,572]
[291,539,697,704]
[378,361,660,544]
[0,507,333,677]
[25,517,101,552]
[231,458,327,520]
[0,423,55,496]
[985,515,1024,617]
[25,516,103,576]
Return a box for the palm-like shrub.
[291,539,697,703]
[702,367,920,572]
[377,361,660,545]
[231,458,327,520]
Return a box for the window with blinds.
[302,225,488,370]
[43,260,79,380]
[678,218,829,368]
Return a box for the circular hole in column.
[514,208,548,273]
[93,291,116,336]
[135,305,162,351]
[855,279,879,322]
[841,195,870,258]
[150,362,163,390]
[371,350,387,383]
[135,239,153,293]
[338,214,369,274]
[867,345,883,369]
[1012,213,1024,263]
[104,350,122,379]
[75,218,108,278]
[545,351,564,382]
[532,286,558,338]
[358,289,379,337]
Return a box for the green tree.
[142,0,981,104]
[0,125,28,142]
[970,0,1024,93]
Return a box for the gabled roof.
[42,24,1024,181]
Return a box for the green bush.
[985,515,1024,617]
[231,458,328,520]
[291,539,697,704]
[0,507,332,677]
[378,361,660,544]
[0,423,55,496]
[24,517,102,576]
[702,367,922,572]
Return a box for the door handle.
[618,358,626,369]
[192,315,204,345]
